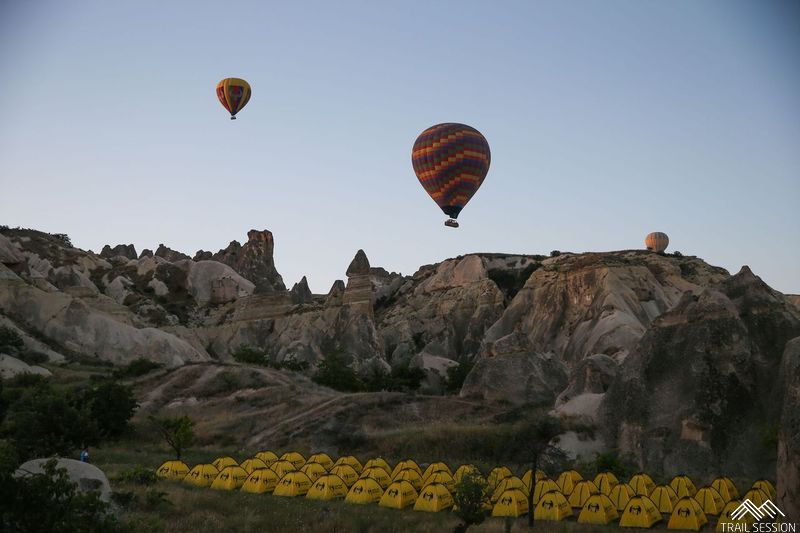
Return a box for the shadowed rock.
[100,244,137,260]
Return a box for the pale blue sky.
[1,1,798,293]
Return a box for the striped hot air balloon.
[216,78,251,120]
[411,123,491,228]
[645,232,669,252]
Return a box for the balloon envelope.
[645,232,669,252]
[216,78,251,119]
[411,123,490,220]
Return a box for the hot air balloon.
[645,232,669,252]
[411,123,490,228]
[216,78,251,120]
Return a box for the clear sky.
[1,1,798,294]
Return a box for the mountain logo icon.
[730,499,786,521]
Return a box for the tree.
[152,415,195,460]
[0,459,124,532]
[81,381,138,439]
[452,470,489,533]
[312,348,363,392]
[502,414,565,528]
[2,384,98,461]
[445,360,474,394]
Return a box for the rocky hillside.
[1,225,798,508]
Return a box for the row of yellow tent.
[156,453,777,530]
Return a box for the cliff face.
[2,226,799,486]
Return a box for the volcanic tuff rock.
[600,266,800,479]
[100,243,137,260]
[155,244,190,262]
[778,337,800,520]
[200,229,286,292]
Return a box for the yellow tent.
[694,486,726,515]
[211,465,249,490]
[360,466,392,489]
[280,451,306,469]
[270,459,297,479]
[578,493,619,525]
[306,453,334,471]
[300,462,327,482]
[424,471,456,493]
[211,456,238,470]
[391,460,421,478]
[333,455,363,474]
[669,475,697,498]
[751,480,776,500]
[711,477,738,502]
[379,480,418,510]
[241,468,279,494]
[306,474,348,501]
[156,460,189,481]
[667,496,708,531]
[629,473,656,496]
[716,500,755,533]
[521,469,547,490]
[413,482,454,512]
[533,479,561,505]
[487,466,513,491]
[364,458,391,473]
[393,467,423,491]
[594,472,619,495]
[556,470,583,495]
[491,476,528,502]
[273,471,312,497]
[183,463,219,488]
[239,458,268,474]
[534,490,573,521]
[610,483,636,512]
[453,464,481,484]
[346,477,384,505]
[568,480,599,509]
[492,488,529,518]
[330,464,359,487]
[742,488,770,507]
[254,450,279,465]
[650,485,679,514]
[619,496,662,528]
[421,462,452,481]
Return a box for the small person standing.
[80,447,89,463]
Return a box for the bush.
[0,326,24,354]
[116,465,157,486]
[151,415,195,460]
[550,250,561,257]
[113,358,162,379]
[0,459,125,532]
[231,345,268,365]
[673,250,683,257]
[16,351,48,366]
[280,359,310,372]
[445,360,475,394]
[312,348,363,392]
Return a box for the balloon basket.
[444,219,459,228]
[230,116,236,120]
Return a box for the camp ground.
[156,455,783,530]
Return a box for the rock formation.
[155,244,190,262]
[778,337,800,520]
[206,230,285,292]
[100,244,137,260]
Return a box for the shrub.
[312,348,363,392]
[231,345,267,365]
[16,351,48,366]
[116,465,157,486]
[0,326,24,354]
[113,358,162,379]
[0,459,124,532]
[280,359,310,372]
[673,250,683,257]
[550,250,561,257]
[445,360,475,394]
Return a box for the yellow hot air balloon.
[645,232,669,253]
[216,78,251,120]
